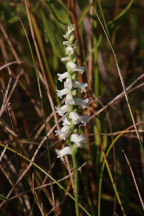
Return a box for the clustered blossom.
[55,24,89,161]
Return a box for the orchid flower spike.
[55,24,89,161]
[55,146,72,162]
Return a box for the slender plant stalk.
[98,130,127,216]
[108,0,135,26]
[72,145,79,216]
[97,0,110,37]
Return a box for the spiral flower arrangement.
[55,24,89,161]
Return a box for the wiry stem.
[72,145,79,216]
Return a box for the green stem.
[98,130,127,216]
[72,145,79,216]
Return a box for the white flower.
[62,117,71,126]
[64,78,73,89]
[75,98,89,109]
[65,46,75,56]
[65,94,75,105]
[63,41,69,46]
[56,104,69,116]
[56,88,70,99]
[69,111,89,125]
[57,72,70,82]
[73,81,88,92]
[63,24,75,40]
[70,133,86,148]
[66,62,85,73]
[55,125,70,140]
[61,57,70,62]
[69,33,75,43]
[69,112,81,124]
[55,146,72,161]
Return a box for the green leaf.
[46,0,70,25]
[41,11,64,58]
[108,0,135,31]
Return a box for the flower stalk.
[55,24,89,216]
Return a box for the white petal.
[61,57,70,62]
[62,117,71,126]
[63,41,69,46]
[69,112,81,125]
[73,81,88,92]
[56,88,70,99]
[55,125,70,140]
[63,34,75,46]
[65,46,75,55]
[64,78,73,89]
[75,98,89,109]
[70,133,86,148]
[56,104,69,116]
[69,33,75,43]
[57,72,70,82]
[63,25,75,39]
[65,94,75,105]
[66,62,85,73]
[69,112,89,125]
[55,146,72,161]
[67,24,75,33]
